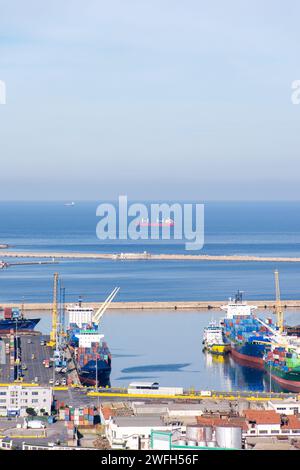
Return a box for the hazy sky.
[0,0,300,200]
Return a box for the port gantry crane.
[48,273,120,349]
[274,269,284,334]
[48,272,59,348]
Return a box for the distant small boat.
[64,202,75,207]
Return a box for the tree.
[26,407,37,417]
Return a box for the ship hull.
[264,364,300,392]
[79,359,111,387]
[230,342,265,368]
[0,318,40,333]
[204,344,230,356]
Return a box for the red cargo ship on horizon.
[137,218,174,227]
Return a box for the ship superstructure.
[203,320,230,355]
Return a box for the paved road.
[0,333,68,386]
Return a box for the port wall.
[1,300,300,311]
[3,250,300,262]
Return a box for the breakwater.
[2,250,300,263]
[2,300,300,311]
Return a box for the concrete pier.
[2,250,300,263]
[1,300,300,311]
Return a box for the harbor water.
[26,308,300,392]
[2,201,300,392]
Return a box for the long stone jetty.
[2,300,300,311]
[2,250,300,263]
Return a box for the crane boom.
[92,287,120,324]
[254,315,286,345]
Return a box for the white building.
[0,385,52,417]
[244,410,300,437]
[106,415,183,450]
[267,399,300,416]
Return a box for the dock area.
[0,332,77,387]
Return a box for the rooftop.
[281,415,300,430]
[112,416,165,428]
[244,410,280,425]
[196,415,248,431]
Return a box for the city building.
[267,399,300,416]
[243,409,300,437]
[0,385,52,417]
[106,415,183,450]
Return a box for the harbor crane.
[48,276,120,349]
[92,286,120,325]
[48,272,59,348]
[274,269,284,334]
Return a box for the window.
[0,399,6,403]
[259,430,268,434]
[271,430,279,434]
[0,392,7,396]
[32,392,38,396]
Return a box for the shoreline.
[2,300,300,311]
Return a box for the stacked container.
[4,308,12,320]
[58,406,98,426]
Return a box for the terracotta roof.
[243,410,280,425]
[282,415,300,430]
[101,405,116,420]
[196,415,248,431]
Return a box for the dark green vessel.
[264,346,300,392]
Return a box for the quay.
[3,250,300,263]
[0,332,76,387]
[2,300,300,311]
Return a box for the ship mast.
[274,270,284,334]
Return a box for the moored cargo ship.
[67,288,119,387]
[264,344,300,392]
[221,292,273,367]
[0,307,40,333]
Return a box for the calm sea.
[1,201,300,303]
[2,201,300,391]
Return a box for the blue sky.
[0,0,300,200]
